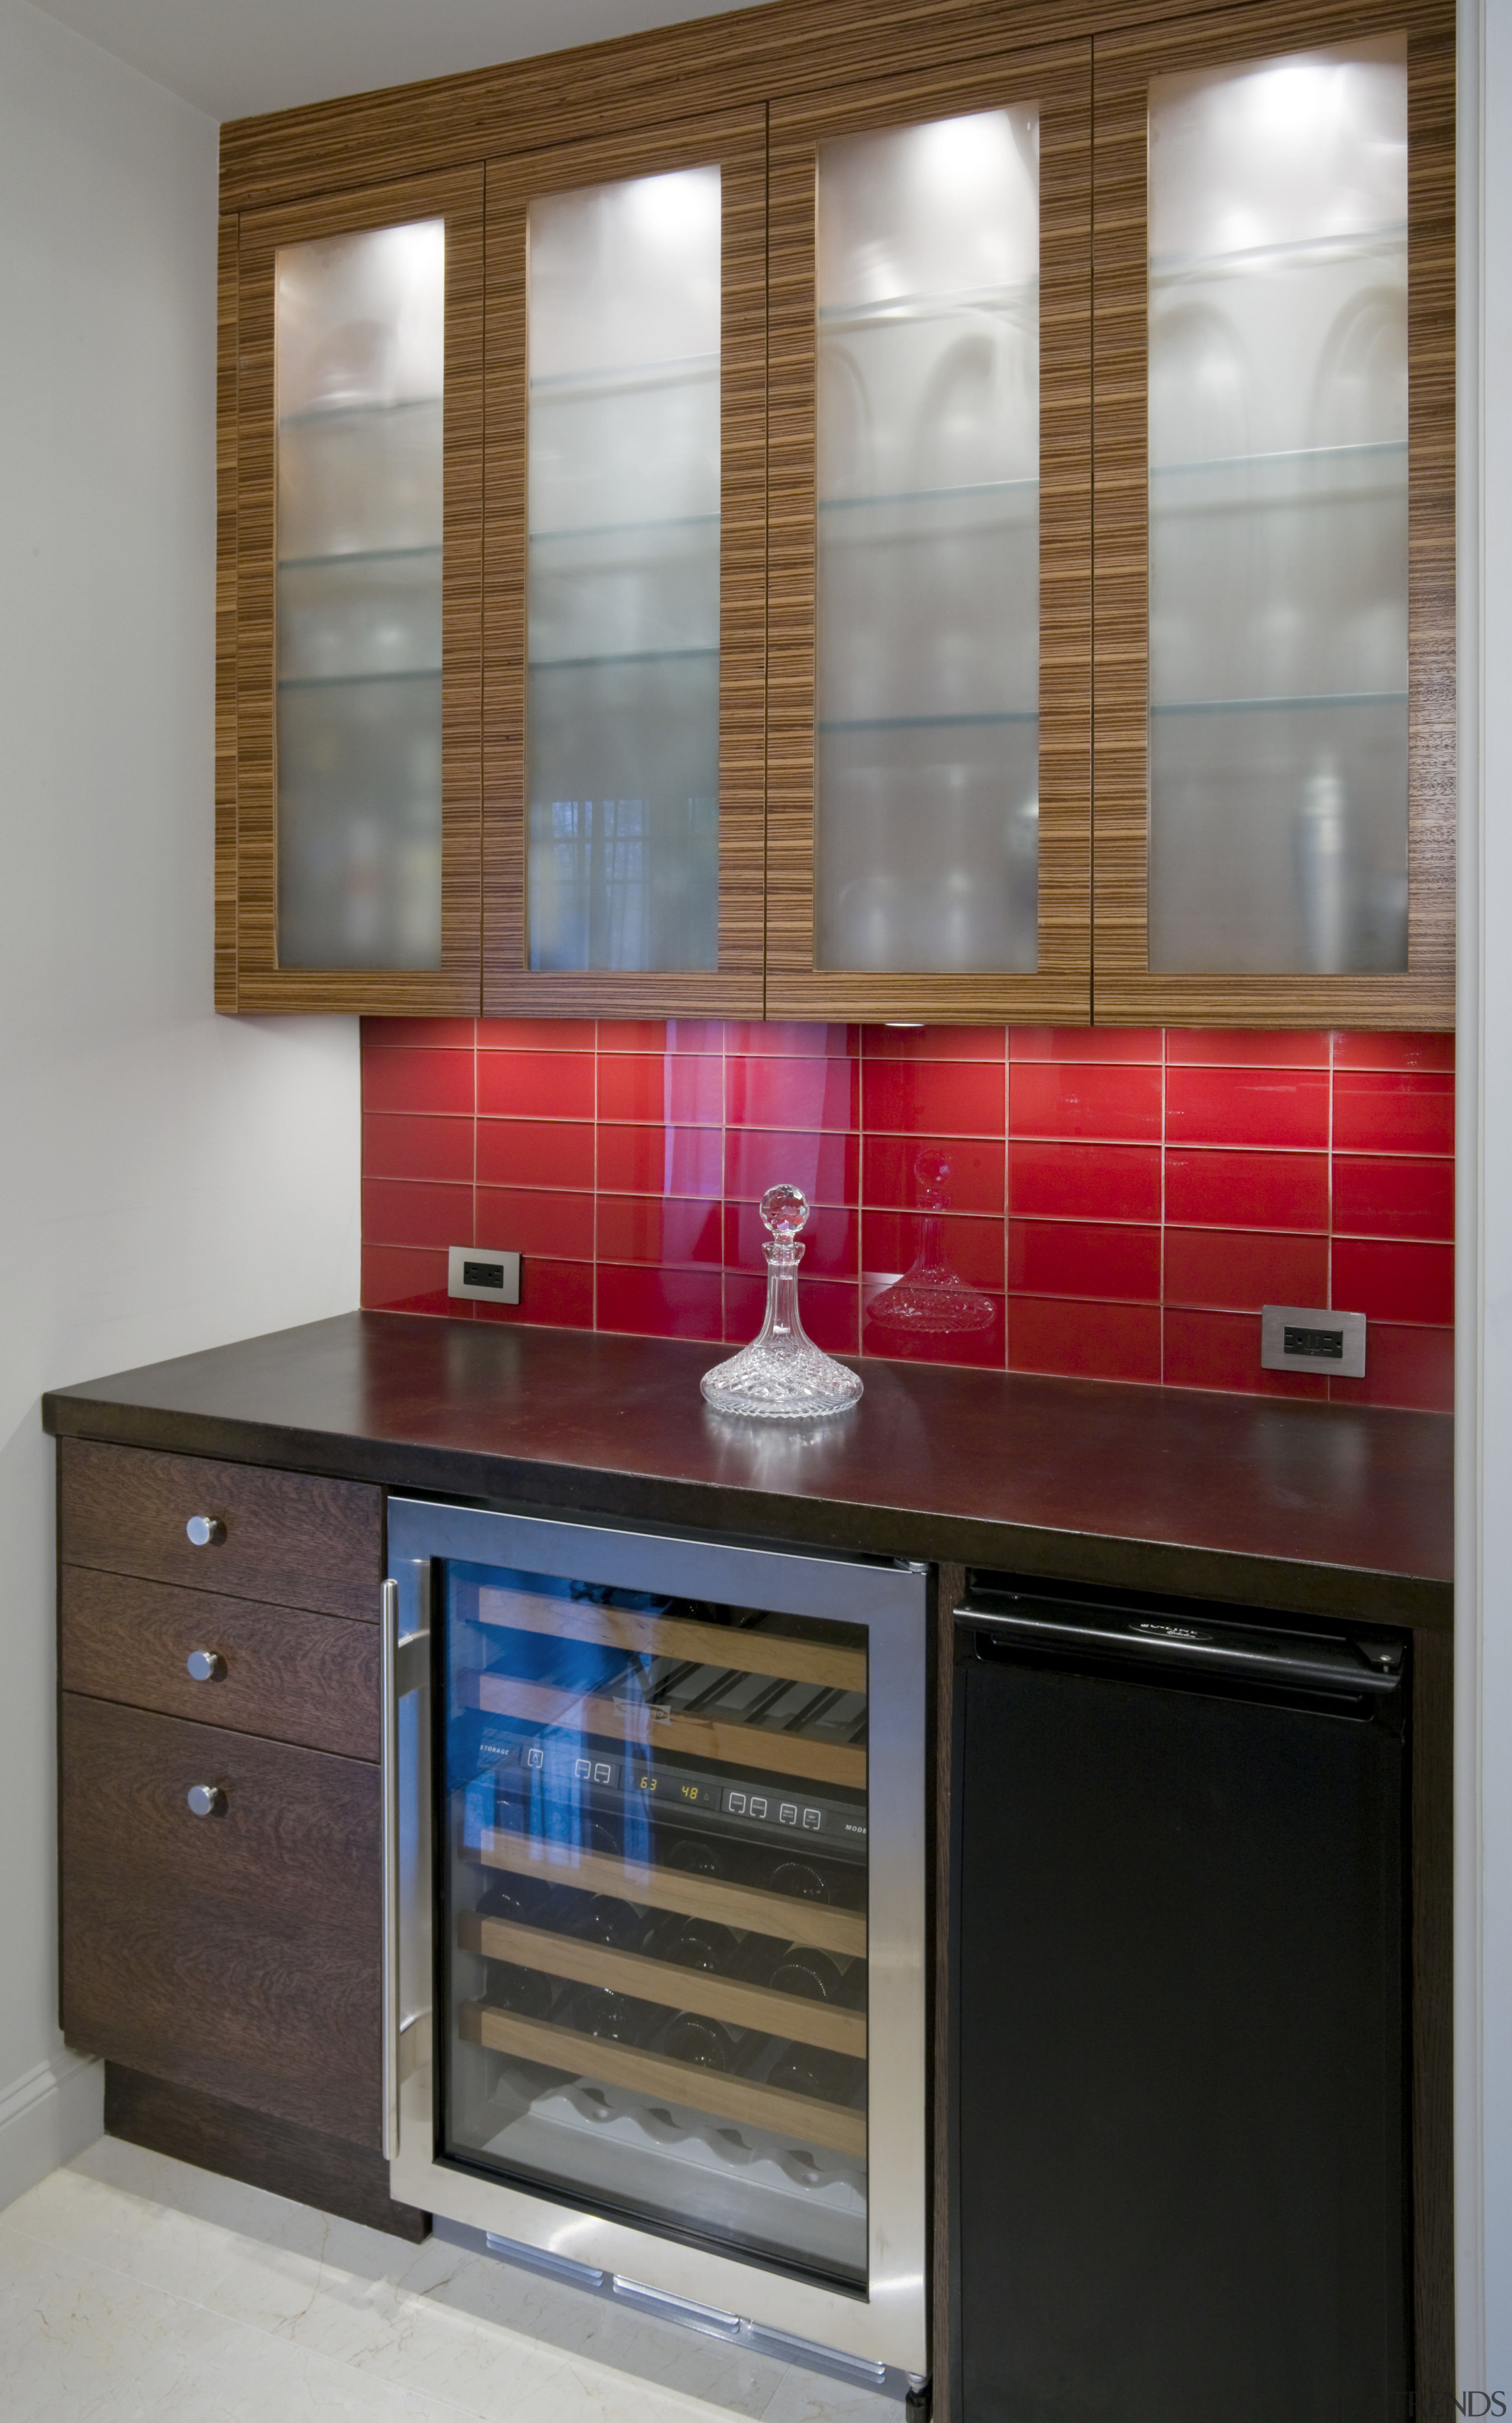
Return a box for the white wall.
[0,0,361,2207]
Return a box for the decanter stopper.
[700,1184,863,1420]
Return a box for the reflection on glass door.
[526,169,722,974]
[441,1562,869,2284]
[1146,36,1409,973]
[275,220,445,969]
[815,108,1041,975]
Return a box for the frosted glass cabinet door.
[1091,1,1455,1027]
[766,54,1091,1023]
[227,174,484,1014]
[483,119,767,1016]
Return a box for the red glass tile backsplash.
[361,1022,1456,1412]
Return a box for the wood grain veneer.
[475,1825,869,1957]
[1090,0,1456,1028]
[60,1565,380,1761]
[458,1910,868,2056]
[1411,1627,1454,2421]
[481,113,765,1017]
[215,213,239,1012]
[465,1670,866,1787]
[475,1585,867,1691]
[931,1561,964,2423]
[765,45,1092,1023]
[233,170,484,1014]
[58,1438,382,1624]
[459,1999,868,2156]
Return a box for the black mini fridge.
[949,1581,1410,2423]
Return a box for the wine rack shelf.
[474,1586,868,1694]
[463,1672,868,1789]
[474,1827,868,1958]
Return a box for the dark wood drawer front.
[61,1695,381,2147]
[60,1438,381,1621]
[61,1567,380,1761]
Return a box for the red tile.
[725,1022,856,1057]
[726,1200,858,1279]
[1163,1227,1329,1313]
[599,1123,725,1199]
[477,1051,595,1122]
[724,1127,860,1209]
[475,1187,594,1261]
[361,1242,454,1317]
[728,1056,860,1131]
[1329,1323,1454,1412]
[1164,1148,1328,1233]
[598,1053,724,1125]
[597,1265,725,1343]
[476,1119,595,1191]
[1008,1221,1160,1302]
[724,1272,860,1357]
[1009,1062,1162,1144]
[864,1135,1005,1216]
[862,1282,1006,1369]
[363,1046,474,1118]
[364,1112,473,1183]
[363,1017,477,1051]
[477,1019,595,1051]
[598,1196,723,1268]
[1332,1070,1454,1157]
[1009,1027,1162,1062]
[1162,1308,1325,1398]
[862,1210,1004,1292]
[1008,1298,1161,1384]
[1165,1030,1329,1067]
[1332,1030,1455,1073]
[1331,1155,1454,1242]
[1164,1066,1328,1149]
[1008,1142,1162,1223]
[597,1020,724,1054]
[862,1025,1005,1061]
[362,1178,471,1252]
[1331,1238,1454,1326]
[863,1059,1005,1138]
[473,1258,594,1330]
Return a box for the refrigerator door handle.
[382,1578,431,2161]
[954,1602,1403,1695]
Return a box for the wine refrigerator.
[384,1497,928,2378]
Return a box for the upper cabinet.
[214,0,1454,1027]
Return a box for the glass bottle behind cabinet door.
[814,108,1041,975]
[526,168,722,974]
[1146,35,1409,974]
[275,220,445,970]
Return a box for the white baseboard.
[0,2051,103,2213]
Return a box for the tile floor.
[1,2137,897,2423]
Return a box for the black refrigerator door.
[951,1627,1409,2423]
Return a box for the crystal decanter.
[700,1184,863,1420]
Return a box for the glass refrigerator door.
[438,1559,871,2287]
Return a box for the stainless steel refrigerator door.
[385,1497,927,2375]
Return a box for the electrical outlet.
[448,1247,520,1305]
[1260,1304,1366,1377]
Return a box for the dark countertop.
[43,1311,1453,1628]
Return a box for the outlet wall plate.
[448,1247,520,1305]
[1260,1304,1366,1377]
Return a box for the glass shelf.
[1151,221,1407,279]
[819,281,1038,328]
[819,477,1038,513]
[278,666,439,691]
[529,350,718,397]
[529,646,719,672]
[529,514,719,544]
[1152,690,1408,715]
[277,543,442,571]
[279,395,442,430]
[819,710,1038,732]
[1151,439,1406,480]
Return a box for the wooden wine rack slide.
[474,1827,868,1958]
[475,1586,868,1694]
[462,1672,866,1789]
[458,2001,868,2159]
[458,1909,867,2056]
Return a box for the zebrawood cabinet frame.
[482,112,767,1017]
[1090,0,1456,1029]
[227,170,485,1015]
[765,47,1093,1024]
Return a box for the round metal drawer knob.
[185,1515,226,1548]
[185,1649,226,1683]
[186,1784,226,1819]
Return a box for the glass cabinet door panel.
[526,168,722,973]
[1146,36,1409,974]
[441,1562,870,2284]
[274,219,446,970]
[814,108,1041,975]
